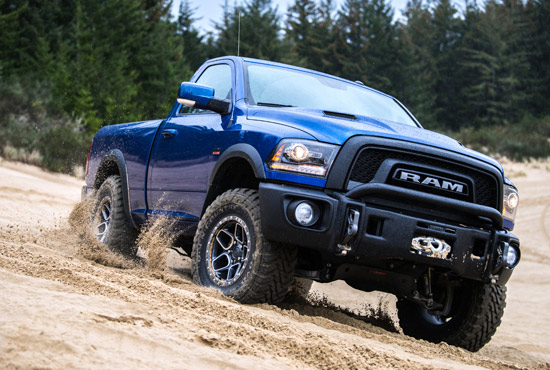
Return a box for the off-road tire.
[397,282,506,351]
[192,188,297,304]
[93,175,138,258]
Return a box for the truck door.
[146,62,235,221]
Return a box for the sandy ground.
[1,157,549,369]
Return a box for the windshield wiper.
[256,102,295,108]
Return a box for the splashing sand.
[68,196,134,269]
[136,216,177,272]
[1,159,550,369]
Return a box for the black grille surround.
[326,136,503,213]
[349,148,498,208]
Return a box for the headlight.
[502,179,519,226]
[267,139,339,178]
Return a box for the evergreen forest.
[1,0,549,173]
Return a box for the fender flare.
[95,149,137,229]
[208,143,266,187]
[201,144,266,216]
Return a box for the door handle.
[161,129,178,138]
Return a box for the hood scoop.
[323,110,357,120]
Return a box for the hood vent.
[323,110,357,120]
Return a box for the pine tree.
[524,0,550,116]
[456,0,531,127]
[177,0,205,70]
[0,0,74,77]
[312,0,339,74]
[334,0,400,92]
[51,0,142,131]
[285,0,317,67]
[214,0,282,60]
[0,0,28,74]
[141,0,173,22]
[397,0,437,127]
[429,0,462,130]
[214,0,240,56]
[284,0,338,73]
[133,0,188,119]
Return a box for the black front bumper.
[259,182,519,286]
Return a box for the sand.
[1,157,549,369]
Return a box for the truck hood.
[247,106,503,172]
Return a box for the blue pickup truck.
[83,56,520,351]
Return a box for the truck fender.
[208,143,266,187]
[95,149,136,229]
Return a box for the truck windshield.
[245,62,418,127]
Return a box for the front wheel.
[397,281,506,351]
[191,188,297,304]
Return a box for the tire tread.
[96,175,138,258]
[397,282,507,352]
[192,188,297,304]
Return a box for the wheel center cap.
[233,244,244,258]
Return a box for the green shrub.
[447,115,550,161]
[0,77,91,174]
[36,118,90,173]
[2,144,42,166]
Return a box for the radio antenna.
[237,11,241,56]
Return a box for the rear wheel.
[397,281,506,351]
[192,188,297,304]
[93,175,138,258]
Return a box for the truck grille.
[349,148,498,209]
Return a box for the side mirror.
[177,82,231,115]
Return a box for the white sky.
[171,0,410,35]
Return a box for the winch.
[411,236,452,259]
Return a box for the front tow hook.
[337,208,360,256]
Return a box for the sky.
[171,0,410,35]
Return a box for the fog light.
[295,202,314,225]
[505,245,519,267]
[290,201,320,227]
